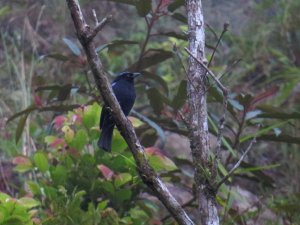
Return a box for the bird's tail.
[98,125,114,152]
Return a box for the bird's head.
[114,72,141,83]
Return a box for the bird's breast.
[112,80,136,115]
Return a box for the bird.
[97,72,141,152]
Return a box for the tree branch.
[88,15,112,42]
[185,47,228,97]
[207,23,229,68]
[186,0,219,224]
[215,138,256,191]
[65,1,194,224]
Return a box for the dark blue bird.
[98,72,141,152]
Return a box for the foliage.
[0,192,39,225]
[11,103,176,224]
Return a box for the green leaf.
[237,163,280,173]
[63,37,81,56]
[41,53,69,62]
[146,88,164,115]
[258,111,300,120]
[114,189,132,203]
[69,129,88,151]
[0,192,11,203]
[208,116,236,157]
[208,87,238,117]
[148,155,177,171]
[18,197,40,209]
[131,110,166,144]
[50,165,68,186]
[228,98,244,111]
[35,85,62,92]
[157,31,187,40]
[240,120,289,143]
[172,12,187,23]
[33,152,49,173]
[2,217,26,225]
[171,80,187,111]
[12,156,33,173]
[83,103,101,129]
[237,93,253,108]
[114,173,132,188]
[15,115,27,144]
[62,125,74,143]
[257,134,300,144]
[168,0,184,12]
[245,110,262,120]
[146,148,177,171]
[27,182,41,196]
[130,206,148,220]
[137,199,159,216]
[96,40,139,54]
[128,49,173,71]
[111,130,128,152]
[136,0,152,17]
[0,6,11,18]
[101,181,115,195]
[97,200,109,210]
[141,70,169,94]
[43,186,58,200]
[7,105,37,124]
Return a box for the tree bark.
[66,1,194,224]
[186,1,220,224]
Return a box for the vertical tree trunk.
[186,1,219,224]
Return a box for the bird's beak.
[133,72,141,78]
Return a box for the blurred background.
[0,0,300,224]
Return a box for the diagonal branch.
[66,1,194,224]
[215,137,256,191]
[184,47,228,97]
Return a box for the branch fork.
[184,47,228,97]
[89,14,113,42]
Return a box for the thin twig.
[207,23,229,68]
[185,47,228,96]
[88,15,113,42]
[92,9,99,25]
[136,17,154,70]
[178,109,191,129]
[215,137,256,191]
[218,58,242,80]
[212,95,227,179]
[173,44,197,91]
[173,44,188,75]
[205,23,219,41]
[216,98,227,155]
[205,59,241,94]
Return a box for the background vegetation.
[0,0,300,224]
